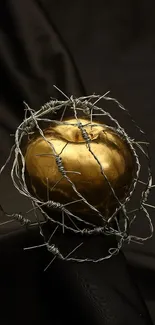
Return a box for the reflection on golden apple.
[25,119,135,220]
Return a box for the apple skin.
[24,118,135,220]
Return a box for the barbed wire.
[0,86,154,265]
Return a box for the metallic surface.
[25,119,135,218]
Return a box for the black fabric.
[0,0,155,324]
[0,226,153,325]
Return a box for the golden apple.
[24,118,135,222]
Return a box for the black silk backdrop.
[0,1,155,324]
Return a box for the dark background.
[0,1,155,324]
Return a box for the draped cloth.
[0,1,155,324]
